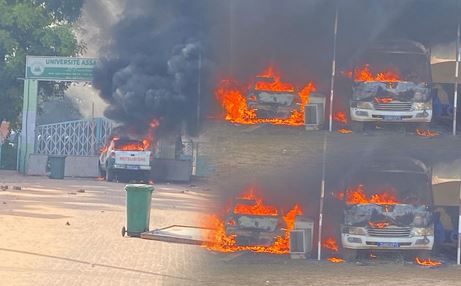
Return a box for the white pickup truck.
[99,138,152,182]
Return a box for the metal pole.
[454,22,460,136]
[328,4,339,132]
[317,133,328,260]
[458,175,461,265]
[197,51,202,132]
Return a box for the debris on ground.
[77,189,86,193]
[65,221,70,226]
[13,186,21,190]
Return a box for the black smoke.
[93,0,211,137]
[94,0,459,136]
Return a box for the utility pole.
[454,22,460,136]
[328,4,339,132]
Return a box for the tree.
[0,0,84,128]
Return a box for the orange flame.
[416,129,440,137]
[234,188,279,216]
[415,257,442,267]
[346,64,401,82]
[323,237,339,252]
[368,221,389,229]
[328,257,345,263]
[334,111,348,124]
[215,66,316,126]
[346,185,399,205]
[375,97,393,104]
[254,66,295,92]
[203,187,303,254]
[100,119,159,153]
[338,128,352,134]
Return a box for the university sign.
[25,56,98,81]
[19,55,99,174]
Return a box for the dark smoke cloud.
[94,0,459,136]
[93,0,211,137]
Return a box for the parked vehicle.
[99,137,152,182]
[340,157,434,260]
[225,196,285,246]
[349,40,434,131]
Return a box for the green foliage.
[0,0,84,128]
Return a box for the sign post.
[19,56,97,174]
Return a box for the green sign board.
[25,56,98,81]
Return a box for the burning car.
[348,40,434,131]
[225,195,285,246]
[247,70,300,119]
[203,187,303,254]
[340,157,434,260]
[99,137,152,182]
[215,66,316,126]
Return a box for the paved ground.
[2,123,461,285]
[0,171,214,286]
[1,172,461,286]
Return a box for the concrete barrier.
[27,154,48,176]
[151,159,192,183]
[65,156,99,177]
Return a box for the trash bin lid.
[125,184,154,192]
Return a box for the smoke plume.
[93,0,459,136]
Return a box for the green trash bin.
[122,184,154,237]
[48,156,66,179]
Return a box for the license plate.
[383,115,401,121]
[377,242,400,248]
[126,165,139,170]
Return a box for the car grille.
[374,102,412,111]
[367,227,411,238]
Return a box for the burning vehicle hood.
[353,81,430,102]
[344,204,433,228]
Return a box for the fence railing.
[35,118,112,156]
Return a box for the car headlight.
[413,102,432,110]
[411,227,434,236]
[343,226,367,235]
[356,102,374,110]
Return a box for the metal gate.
[35,118,112,156]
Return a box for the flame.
[100,119,159,153]
[234,188,279,216]
[338,128,352,134]
[415,257,442,267]
[328,257,345,263]
[375,97,393,104]
[323,237,339,252]
[254,66,295,92]
[332,192,345,201]
[346,185,399,205]
[368,221,389,229]
[334,111,348,124]
[346,64,401,82]
[416,129,440,137]
[203,187,303,254]
[215,66,316,126]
